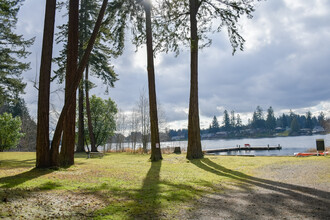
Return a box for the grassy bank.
[0,152,329,219]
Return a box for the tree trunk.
[76,82,85,152]
[144,2,162,161]
[76,0,86,153]
[36,0,56,168]
[59,0,79,167]
[186,0,203,160]
[85,65,97,152]
[50,0,108,166]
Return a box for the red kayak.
[294,152,329,157]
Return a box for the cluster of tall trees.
[208,106,326,134]
[169,107,327,140]
[0,1,36,152]
[2,0,261,166]
[0,0,34,105]
[36,0,111,168]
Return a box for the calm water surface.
[161,134,330,156]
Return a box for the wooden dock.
[204,144,282,154]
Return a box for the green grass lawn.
[0,152,328,219]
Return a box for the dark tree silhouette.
[51,0,109,167]
[36,0,56,168]
[143,0,162,161]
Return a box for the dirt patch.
[1,190,105,219]
[184,159,330,220]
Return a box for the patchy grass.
[0,152,329,219]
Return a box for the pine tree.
[59,0,79,167]
[252,106,265,129]
[109,0,163,161]
[281,113,288,128]
[222,110,231,132]
[305,111,313,129]
[36,0,56,168]
[0,0,34,104]
[290,117,300,135]
[158,0,260,159]
[50,0,110,167]
[318,112,325,128]
[210,116,220,133]
[236,114,242,131]
[230,110,236,131]
[54,0,124,153]
[266,106,276,131]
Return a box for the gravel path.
[186,158,330,220]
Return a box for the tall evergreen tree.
[222,110,231,132]
[210,115,220,133]
[51,0,109,167]
[290,117,300,135]
[305,111,313,129]
[108,0,163,161]
[60,0,79,167]
[266,106,276,131]
[318,112,326,128]
[0,0,34,105]
[36,0,56,168]
[142,0,162,161]
[252,106,265,129]
[54,0,124,153]
[281,113,288,128]
[236,114,242,131]
[230,110,236,130]
[159,0,259,159]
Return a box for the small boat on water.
[294,152,329,157]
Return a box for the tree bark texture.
[77,82,85,152]
[85,66,97,152]
[36,0,56,168]
[50,0,108,166]
[187,0,203,160]
[144,1,162,161]
[76,0,87,153]
[59,0,79,167]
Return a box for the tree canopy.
[84,95,117,148]
[0,0,34,105]
[53,0,124,87]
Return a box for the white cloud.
[15,0,330,130]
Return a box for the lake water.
[160,134,330,156]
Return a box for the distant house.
[215,131,228,138]
[201,133,215,139]
[299,128,312,135]
[242,129,254,135]
[313,126,325,134]
[275,127,285,132]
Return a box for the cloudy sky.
[17,0,330,130]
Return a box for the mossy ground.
[0,152,329,219]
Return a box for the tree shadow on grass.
[131,160,162,219]
[0,168,54,189]
[0,158,35,169]
[0,168,57,207]
[91,161,163,219]
[90,161,210,219]
[190,158,330,219]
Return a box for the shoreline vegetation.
[1,152,329,219]
[169,131,330,142]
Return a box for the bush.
[0,112,24,151]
